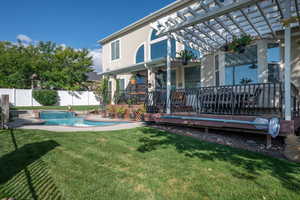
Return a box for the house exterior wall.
[102,24,152,73]
[201,54,215,87]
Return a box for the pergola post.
[284,0,292,121]
[166,34,172,114]
[111,75,117,105]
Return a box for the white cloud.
[60,43,67,49]
[88,48,102,73]
[16,34,32,44]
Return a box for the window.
[215,55,220,86]
[267,43,280,83]
[225,46,258,85]
[225,64,258,85]
[135,45,144,63]
[111,40,120,61]
[156,70,176,89]
[184,66,201,88]
[151,39,176,60]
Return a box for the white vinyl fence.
[0,88,100,106]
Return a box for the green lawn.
[0,127,299,200]
[11,105,99,111]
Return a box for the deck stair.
[284,135,300,163]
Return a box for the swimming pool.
[40,111,127,127]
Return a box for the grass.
[11,105,99,111]
[0,127,300,200]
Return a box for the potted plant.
[177,50,196,65]
[116,107,127,119]
[240,78,253,85]
[222,35,253,54]
[130,74,137,85]
[107,105,116,118]
[129,109,136,120]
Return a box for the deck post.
[166,34,172,114]
[111,75,117,105]
[266,135,272,149]
[284,0,292,121]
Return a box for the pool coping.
[18,122,145,132]
[12,113,145,132]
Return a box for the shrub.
[116,107,127,118]
[32,90,58,106]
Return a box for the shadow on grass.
[137,127,300,193]
[0,129,62,200]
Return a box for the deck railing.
[114,89,146,105]
[145,82,300,119]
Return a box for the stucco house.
[99,0,300,140]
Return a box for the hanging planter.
[222,35,253,54]
[177,50,196,65]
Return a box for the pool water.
[40,111,126,127]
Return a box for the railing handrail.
[145,82,300,119]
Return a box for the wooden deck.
[144,113,300,137]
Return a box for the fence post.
[31,89,33,106]
[1,95,9,128]
[13,88,16,106]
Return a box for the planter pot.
[129,113,136,120]
[181,57,188,65]
[108,113,115,119]
[236,44,246,54]
[130,79,137,85]
[117,114,124,119]
[221,44,229,52]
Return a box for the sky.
[0,0,175,73]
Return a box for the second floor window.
[111,40,120,61]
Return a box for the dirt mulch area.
[148,124,286,159]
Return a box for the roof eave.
[98,0,195,45]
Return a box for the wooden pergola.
[152,0,300,120]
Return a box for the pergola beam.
[193,25,222,46]
[176,31,210,52]
[294,0,300,21]
[186,7,226,41]
[183,28,215,51]
[274,0,284,19]
[256,3,276,38]
[160,0,262,36]
[197,0,235,37]
[213,0,247,35]
[240,9,263,39]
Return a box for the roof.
[87,72,101,81]
[99,0,196,45]
[100,58,167,76]
[100,57,202,76]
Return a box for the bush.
[32,90,58,106]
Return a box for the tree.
[0,41,93,90]
[94,77,110,109]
